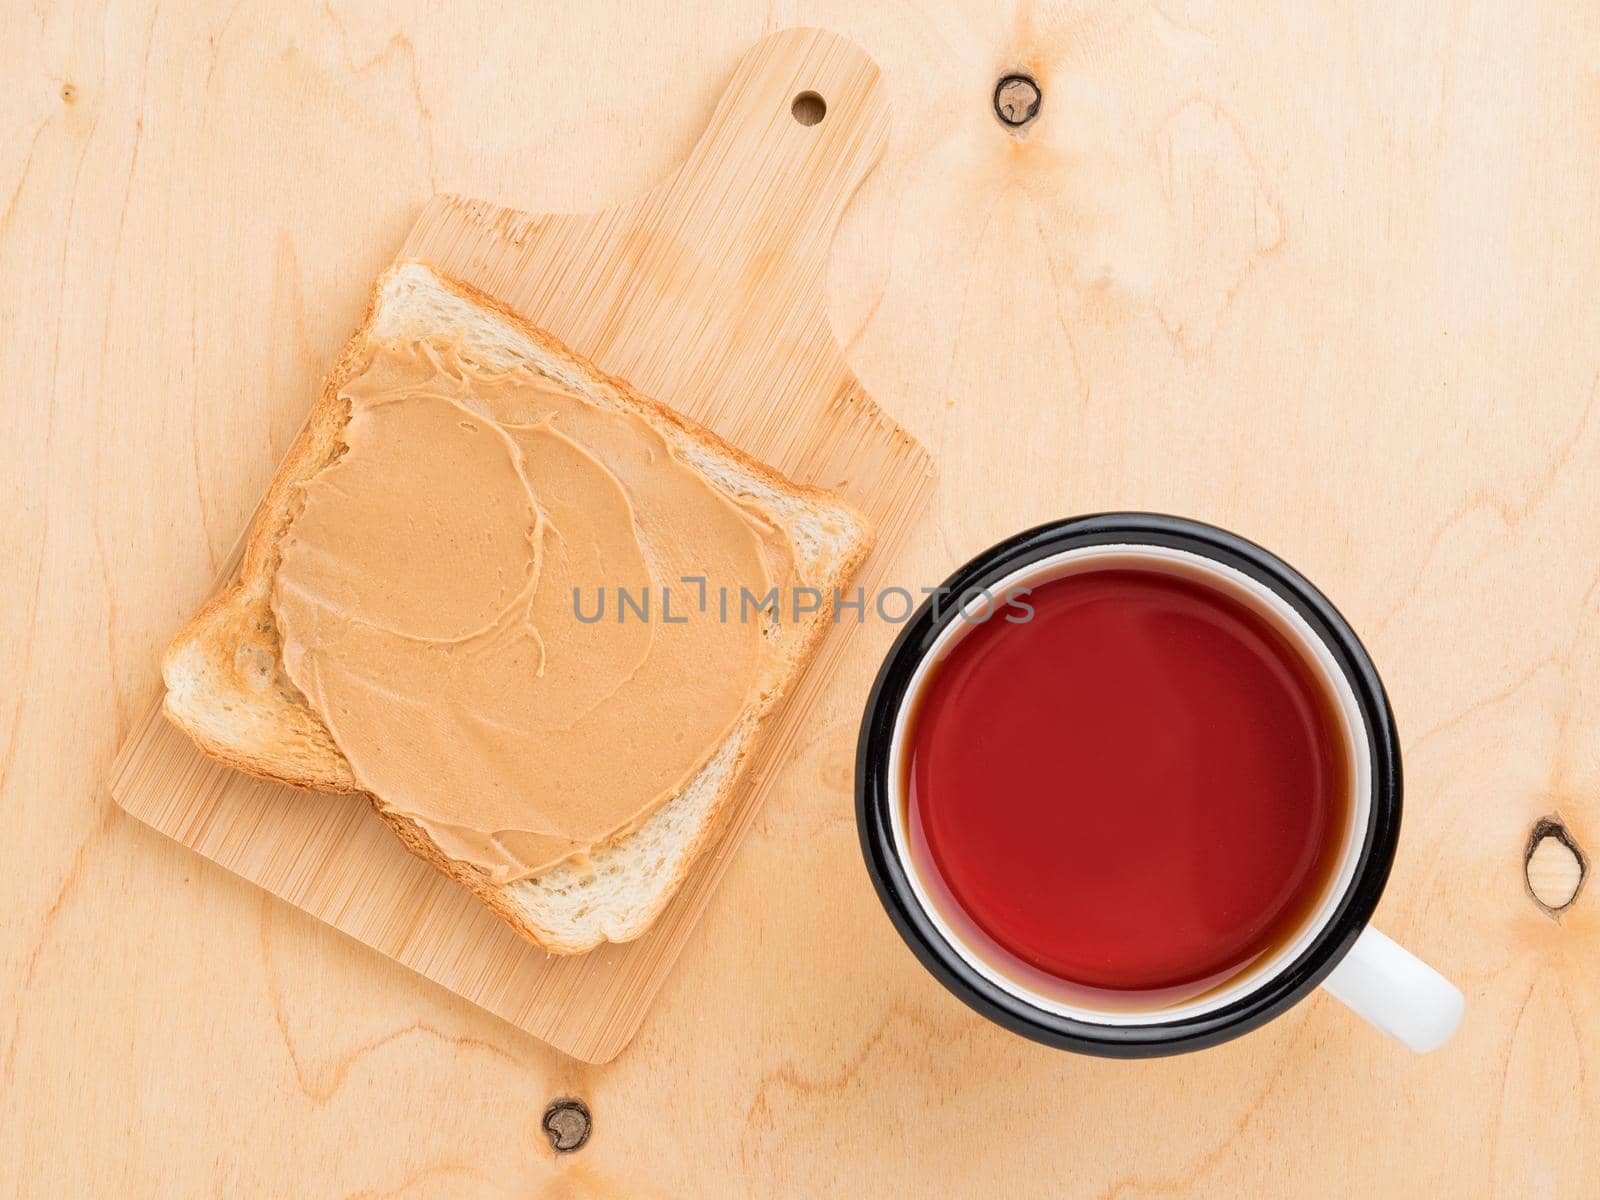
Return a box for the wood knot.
[61,82,77,104]
[541,1098,591,1153]
[993,74,1041,130]
[1525,816,1586,917]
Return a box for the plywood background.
[3,2,1596,1196]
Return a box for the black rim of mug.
[854,512,1402,1057]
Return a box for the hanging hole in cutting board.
[791,90,826,126]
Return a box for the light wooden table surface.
[4,2,1596,1196]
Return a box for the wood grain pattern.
[108,27,933,1064]
[4,1,1598,1196]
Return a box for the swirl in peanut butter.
[271,342,794,882]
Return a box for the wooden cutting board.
[107,27,932,1064]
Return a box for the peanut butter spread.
[271,342,795,882]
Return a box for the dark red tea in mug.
[902,554,1352,1010]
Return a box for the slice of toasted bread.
[163,261,873,953]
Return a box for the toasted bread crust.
[162,261,874,952]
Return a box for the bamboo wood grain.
[107,27,933,1064]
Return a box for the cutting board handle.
[407,29,890,433]
[658,27,890,284]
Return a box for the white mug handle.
[1320,927,1463,1052]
